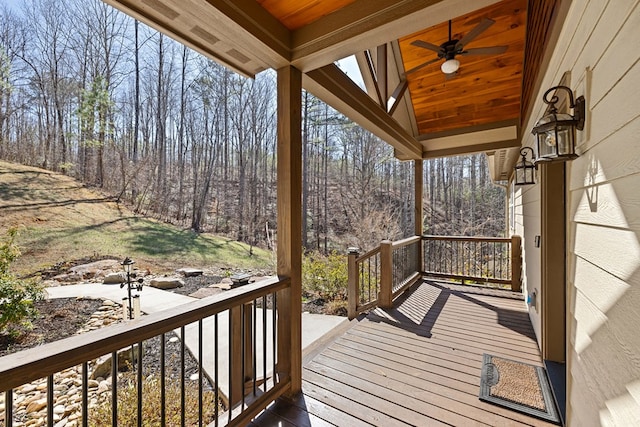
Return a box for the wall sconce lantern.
[531,85,585,161]
[514,147,536,185]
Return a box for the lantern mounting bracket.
[542,85,585,130]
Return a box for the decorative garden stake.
[120,257,144,319]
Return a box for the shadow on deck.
[251,280,557,426]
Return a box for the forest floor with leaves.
[0,160,274,276]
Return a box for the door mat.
[479,353,560,424]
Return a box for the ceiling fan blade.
[411,39,443,54]
[455,18,495,49]
[463,45,508,55]
[405,57,441,75]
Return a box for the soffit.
[102,0,293,77]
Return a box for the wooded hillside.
[0,0,505,253]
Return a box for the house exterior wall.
[514,1,640,425]
[511,179,542,346]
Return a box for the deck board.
[253,280,557,426]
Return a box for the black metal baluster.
[262,296,267,394]
[47,374,53,427]
[272,292,277,384]
[241,304,246,411]
[198,320,203,427]
[493,242,497,279]
[367,257,372,302]
[137,341,143,427]
[111,351,118,427]
[228,311,233,425]
[5,389,13,427]
[82,362,88,427]
[180,326,186,427]
[214,314,219,427]
[253,299,257,396]
[160,333,166,427]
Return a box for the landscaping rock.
[188,287,223,299]
[69,260,121,279]
[102,272,124,284]
[4,302,125,427]
[90,344,143,380]
[52,272,82,283]
[176,267,204,277]
[211,282,231,290]
[149,277,184,289]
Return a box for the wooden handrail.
[0,276,290,392]
[355,246,380,263]
[422,235,511,243]
[391,235,421,249]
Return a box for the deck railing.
[347,235,522,318]
[390,236,422,296]
[422,235,522,290]
[0,277,292,427]
[347,246,381,318]
[347,237,423,319]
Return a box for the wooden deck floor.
[252,280,557,426]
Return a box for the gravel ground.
[0,298,103,357]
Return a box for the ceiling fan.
[406,18,508,76]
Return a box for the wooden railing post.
[243,302,254,384]
[347,247,360,320]
[379,240,393,308]
[511,235,522,292]
[229,304,243,406]
[415,159,424,273]
[276,65,302,394]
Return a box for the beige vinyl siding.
[516,0,640,425]
[512,180,542,345]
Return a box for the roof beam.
[388,79,408,116]
[291,0,501,71]
[200,0,291,62]
[421,123,520,158]
[423,139,520,159]
[304,64,422,159]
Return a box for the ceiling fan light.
[441,58,460,74]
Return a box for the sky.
[336,55,364,89]
[1,0,21,12]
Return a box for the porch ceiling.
[102,0,557,180]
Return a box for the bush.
[0,228,45,333]
[302,251,348,300]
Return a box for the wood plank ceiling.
[256,0,358,30]
[399,0,527,136]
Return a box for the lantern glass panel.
[515,167,526,185]
[515,161,535,185]
[537,131,556,159]
[556,124,575,156]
